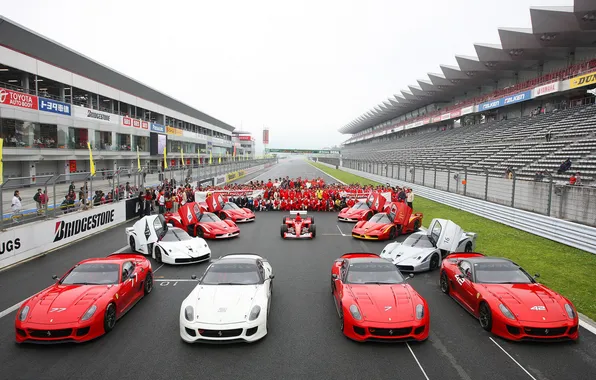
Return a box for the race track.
[1,158,595,380]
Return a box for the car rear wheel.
[129,236,136,252]
[440,272,450,294]
[430,253,440,270]
[310,216,315,224]
[281,224,288,238]
[154,247,163,264]
[144,272,153,295]
[479,303,493,331]
[309,224,316,238]
[104,303,117,333]
[465,242,473,252]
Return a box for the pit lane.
[0,159,595,380]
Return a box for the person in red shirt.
[347,197,355,208]
[266,180,273,189]
[280,199,288,211]
[273,198,280,210]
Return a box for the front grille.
[28,328,72,338]
[199,328,243,338]
[353,326,366,335]
[414,326,425,335]
[185,328,197,337]
[368,327,412,336]
[175,254,210,264]
[569,326,578,335]
[16,328,26,337]
[506,325,521,335]
[523,326,568,336]
[246,327,258,336]
[76,327,90,336]
[397,265,414,271]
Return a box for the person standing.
[406,188,414,209]
[12,190,22,223]
[34,188,43,215]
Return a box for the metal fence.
[319,158,596,227]
[1,158,274,230]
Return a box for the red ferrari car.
[165,202,239,239]
[281,211,316,239]
[331,253,429,342]
[352,201,422,240]
[440,253,579,342]
[15,254,153,344]
[337,192,384,222]
[206,193,256,223]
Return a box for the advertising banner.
[440,113,451,121]
[422,118,431,125]
[0,88,38,110]
[39,97,71,116]
[450,109,461,118]
[73,105,119,124]
[478,90,532,111]
[263,128,270,144]
[569,71,596,89]
[266,148,339,154]
[478,99,501,111]
[460,105,474,115]
[533,82,560,97]
[166,126,183,136]
[238,135,252,141]
[432,116,442,123]
[69,160,77,173]
[125,198,141,220]
[122,116,145,128]
[215,174,226,186]
[150,123,166,133]
[0,203,126,270]
[198,177,215,187]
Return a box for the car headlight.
[18,305,29,321]
[248,305,261,321]
[81,305,97,321]
[499,304,515,320]
[564,303,576,319]
[349,304,362,320]
[415,304,424,320]
[184,306,194,321]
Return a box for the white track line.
[155,279,198,282]
[489,337,537,380]
[0,301,23,319]
[336,225,348,236]
[579,319,596,335]
[153,264,164,273]
[307,160,346,185]
[406,342,430,380]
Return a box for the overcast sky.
[0,0,572,153]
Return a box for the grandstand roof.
[0,16,236,132]
[339,0,596,135]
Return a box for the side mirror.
[52,275,58,280]
[405,273,414,281]
[191,274,197,280]
[269,275,275,279]
[534,273,540,279]
[332,274,338,279]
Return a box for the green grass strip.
[310,160,596,321]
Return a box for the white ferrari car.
[126,214,211,265]
[380,218,477,272]
[180,254,273,343]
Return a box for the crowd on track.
[142,176,415,215]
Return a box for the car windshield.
[346,261,404,284]
[474,262,533,284]
[161,228,193,242]
[369,213,392,224]
[201,262,262,285]
[200,212,221,223]
[352,201,369,210]
[61,263,120,285]
[223,203,240,210]
[403,234,434,248]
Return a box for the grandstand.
[337,1,596,186]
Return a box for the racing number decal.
[456,275,465,286]
[49,308,67,313]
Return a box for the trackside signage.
[533,82,560,97]
[73,105,120,125]
[0,203,126,270]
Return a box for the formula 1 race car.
[337,191,390,222]
[281,211,316,239]
[206,193,256,223]
[126,214,211,265]
[15,253,153,344]
[440,253,579,342]
[380,218,477,272]
[352,201,422,241]
[180,253,273,343]
[331,253,429,342]
[165,202,240,240]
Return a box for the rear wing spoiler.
[290,210,307,215]
[107,253,146,259]
[338,252,379,260]
[445,252,484,260]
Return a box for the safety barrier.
[316,161,596,254]
[0,202,127,270]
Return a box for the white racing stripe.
[406,342,430,380]
[489,337,537,380]
[580,319,596,335]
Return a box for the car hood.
[340,208,367,218]
[482,284,568,323]
[159,239,210,258]
[227,209,254,218]
[347,284,417,323]
[201,220,238,232]
[27,285,113,324]
[380,243,435,263]
[191,285,260,324]
[353,222,389,234]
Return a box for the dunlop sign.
[570,71,596,89]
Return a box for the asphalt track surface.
[1,158,595,380]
